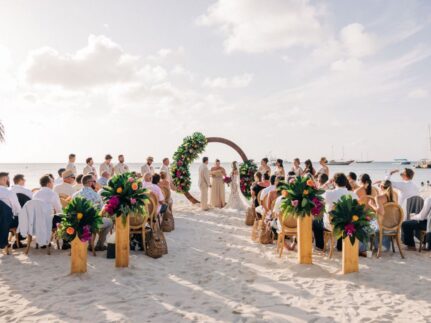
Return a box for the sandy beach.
[1,193,430,322]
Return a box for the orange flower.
[131,183,138,191]
[116,187,123,194]
[282,190,288,198]
[303,190,309,196]
[77,212,83,221]
[66,227,75,235]
[306,179,315,187]
[352,215,359,222]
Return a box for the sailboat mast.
[428,124,431,157]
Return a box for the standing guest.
[55,168,66,185]
[0,172,21,216]
[402,196,431,250]
[97,171,110,187]
[258,158,271,176]
[114,154,129,175]
[10,174,33,199]
[291,158,303,177]
[74,174,84,191]
[275,159,286,178]
[198,157,211,211]
[385,168,419,211]
[210,159,227,208]
[54,170,77,197]
[159,172,170,190]
[141,156,155,176]
[73,175,113,251]
[313,173,357,250]
[100,154,114,178]
[303,159,316,178]
[83,157,97,176]
[317,157,330,177]
[160,158,172,182]
[66,154,77,175]
[355,174,378,199]
[347,172,359,191]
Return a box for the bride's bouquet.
[224,176,232,186]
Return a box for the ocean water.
[0,162,430,191]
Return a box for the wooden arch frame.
[183,136,249,204]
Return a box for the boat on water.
[327,160,355,166]
[394,158,411,165]
[356,160,374,164]
[415,159,431,169]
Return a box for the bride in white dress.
[224,161,249,211]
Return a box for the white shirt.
[33,187,62,214]
[260,185,276,200]
[83,164,97,176]
[10,185,33,199]
[411,197,431,221]
[114,162,129,175]
[0,186,21,216]
[273,195,284,214]
[100,162,114,177]
[141,163,155,176]
[66,162,77,175]
[54,182,77,197]
[54,177,63,185]
[385,176,419,210]
[323,187,358,230]
[160,164,171,181]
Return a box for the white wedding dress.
[224,173,249,211]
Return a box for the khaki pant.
[200,185,209,210]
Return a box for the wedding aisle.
[1,195,431,322]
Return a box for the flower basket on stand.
[101,173,150,268]
[280,177,325,264]
[330,195,374,274]
[57,197,102,274]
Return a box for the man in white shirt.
[198,157,211,210]
[10,174,33,200]
[313,173,357,250]
[385,168,419,212]
[66,153,77,176]
[141,156,155,176]
[0,172,21,216]
[54,168,66,185]
[83,157,97,176]
[114,154,129,175]
[100,154,114,178]
[160,158,171,182]
[33,175,63,215]
[54,170,77,197]
[291,158,303,176]
[402,196,431,250]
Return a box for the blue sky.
[0,0,430,163]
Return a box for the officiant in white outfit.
[199,157,211,211]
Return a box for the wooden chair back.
[148,192,159,218]
[281,213,297,229]
[381,202,403,231]
[160,186,171,202]
[256,190,263,206]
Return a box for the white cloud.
[331,58,362,73]
[197,0,325,53]
[22,35,142,88]
[408,88,429,99]
[339,23,377,58]
[203,73,253,89]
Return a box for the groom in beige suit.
[198,157,211,211]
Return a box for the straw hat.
[62,170,75,179]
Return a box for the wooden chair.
[419,230,427,252]
[160,186,173,212]
[323,230,335,259]
[378,203,404,258]
[8,228,20,249]
[137,192,158,253]
[251,191,263,241]
[276,213,297,257]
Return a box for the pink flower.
[344,223,356,237]
[80,225,92,243]
[130,198,136,205]
[365,216,371,221]
[128,177,134,183]
[289,178,295,184]
[291,200,299,207]
[177,160,183,166]
[176,170,181,177]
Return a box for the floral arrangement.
[279,176,325,218]
[171,132,207,193]
[101,172,150,223]
[239,160,258,199]
[224,176,232,185]
[330,195,374,244]
[57,197,103,243]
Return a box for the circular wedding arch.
[183,136,249,204]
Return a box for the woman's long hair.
[277,159,284,169]
[231,161,238,176]
[304,159,314,175]
[381,180,395,203]
[360,174,373,195]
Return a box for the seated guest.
[74,174,84,191]
[151,174,168,213]
[402,195,430,251]
[10,174,33,200]
[159,172,171,190]
[313,173,357,250]
[262,173,271,187]
[73,175,113,251]
[251,172,266,208]
[303,159,316,178]
[55,168,66,185]
[0,172,22,216]
[385,168,419,213]
[54,170,77,197]
[286,171,296,182]
[317,157,329,177]
[114,154,129,175]
[290,158,303,177]
[97,171,110,187]
[258,158,271,176]
[317,173,329,190]
[347,172,359,191]
[355,174,378,199]
[99,154,114,178]
[83,157,97,176]
[142,173,165,213]
[260,175,277,201]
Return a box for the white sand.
[1,192,431,322]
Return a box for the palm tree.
[0,121,4,142]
